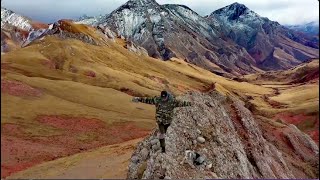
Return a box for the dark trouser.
[158,122,170,152]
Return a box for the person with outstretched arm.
[132,90,192,153]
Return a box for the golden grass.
[243,59,319,84]
[2,35,317,129]
[270,84,319,114]
[0,35,278,141]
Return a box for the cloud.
[2,0,319,25]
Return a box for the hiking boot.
[160,138,166,153]
[161,146,166,153]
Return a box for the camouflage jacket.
[137,95,192,125]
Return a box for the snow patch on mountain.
[1,7,32,31]
[75,17,99,25]
[164,4,219,38]
[209,2,267,33]
[74,14,106,26]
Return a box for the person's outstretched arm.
[174,99,192,107]
[132,96,157,105]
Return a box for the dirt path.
[7,138,143,179]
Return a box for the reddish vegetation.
[258,120,318,178]
[274,113,317,127]
[84,70,96,78]
[1,63,12,70]
[120,87,139,96]
[15,28,29,39]
[31,22,49,30]
[1,63,13,75]
[309,131,319,144]
[37,115,106,132]
[1,115,150,178]
[292,68,319,84]
[1,79,43,97]
[1,135,66,178]
[273,113,319,144]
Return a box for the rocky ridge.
[127,91,319,179]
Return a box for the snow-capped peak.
[127,0,158,6]
[228,2,248,10]
[211,2,260,21]
[77,14,94,21]
[1,7,32,31]
[115,0,160,11]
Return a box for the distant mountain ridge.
[76,0,318,73]
[286,21,319,36]
[207,2,319,70]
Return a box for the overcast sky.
[2,0,319,25]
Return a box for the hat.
[161,90,168,98]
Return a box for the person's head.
[160,90,169,101]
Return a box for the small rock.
[213,136,222,145]
[152,144,161,151]
[193,140,197,145]
[195,156,206,164]
[131,156,139,164]
[151,139,159,145]
[206,163,213,169]
[197,136,206,143]
[140,148,149,161]
[196,129,202,135]
[210,172,218,178]
[164,176,171,179]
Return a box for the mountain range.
[286,21,319,36]
[76,0,319,73]
[1,0,319,179]
[2,0,319,76]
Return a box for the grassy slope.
[1,35,275,178]
[243,60,319,116]
[7,138,143,179]
[243,60,319,84]
[1,35,276,138]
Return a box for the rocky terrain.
[127,91,319,179]
[79,0,262,76]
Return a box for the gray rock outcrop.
[127,91,318,179]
